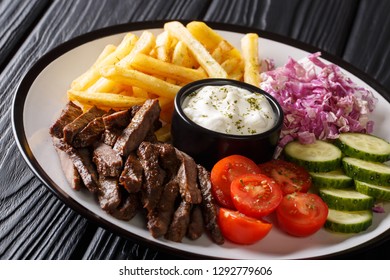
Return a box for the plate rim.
[11,19,390,259]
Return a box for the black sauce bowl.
[171,78,284,170]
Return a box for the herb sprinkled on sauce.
[182,85,276,135]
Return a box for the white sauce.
[183,85,276,135]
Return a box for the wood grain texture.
[343,0,390,91]
[0,0,51,70]
[203,0,358,56]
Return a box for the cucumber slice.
[310,169,353,189]
[342,157,390,186]
[335,133,390,162]
[355,180,390,201]
[325,209,373,233]
[319,188,374,211]
[283,140,342,172]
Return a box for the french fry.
[222,57,244,81]
[155,31,173,62]
[186,21,223,53]
[159,100,174,124]
[241,33,261,86]
[187,21,242,60]
[131,53,207,83]
[70,44,116,90]
[155,123,171,142]
[67,89,146,109]
[86,31,155,93]
[132,87,149,98]
[100,65,181,99]
[164,21,227,78]
[116,31,156,69]
[211,46,223,64]
[71,33,138,91]
[171,41,198,68]
[87,77,126,93]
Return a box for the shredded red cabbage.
[260,52,378,147]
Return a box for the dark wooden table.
[1,0,390,260]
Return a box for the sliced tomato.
[276,192,328,237]
[210,155,261,209]
[258,159,312,195]
[230,174,283,218]
[218,208,272,245]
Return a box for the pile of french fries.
[67,21,263,140]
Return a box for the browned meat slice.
[119,153,143,193]
[165,200,191,242]
[92,142,123,177]
[186,205,204,240]
[72,117,105,148]
[137,141,166,211]
[53,143,83,190]
[102,109,131,129]
[176,151,202,204]
[52,137,98,193]
[113,99,161,157]
[197,165,224,245]
[98,176,121,212]
[50,101,83,138]
[154,142,180,179]
[147,180,179,238]
[110,191,140,221]
[102,128,121,147]
[130,105,141,117]
[63,106,106,144]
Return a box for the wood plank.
[0,0,51,70]
[343,0,390,91]
[204,0,358,56]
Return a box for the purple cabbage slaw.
[260,52,378,147]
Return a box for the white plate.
[12,21,390,259]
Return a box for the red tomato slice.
[210,155,261,209]
[258,159,312,195]
[218,208,272,245]
[230,174,283,218]
[276,192,328,237]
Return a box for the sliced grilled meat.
[93,142,123,177]
[114,99,161,157]
[63,106,106,144]
[197,165,224,245]
[53,143,83,190]
[110,191,140,221]
[176,151,202,204]
[98,176,122,212]
[73,117,105,148]
[102,109,131,129]
[154,142,180,179]
[186,205,204,240]
[137,142,166,211]
[52,137,98,193]
[50,101,83,138]
[102,127,121,147]
[147,180,180,238]
[119,153,143,193]
[165,200,191,242]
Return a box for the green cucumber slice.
[342,157,390,186]
[355,180,390,201]
[325,209,373,233]
[283,140,342,172]
[335,133,390,162]
[310,169,353,188]
[319,188,374,211]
